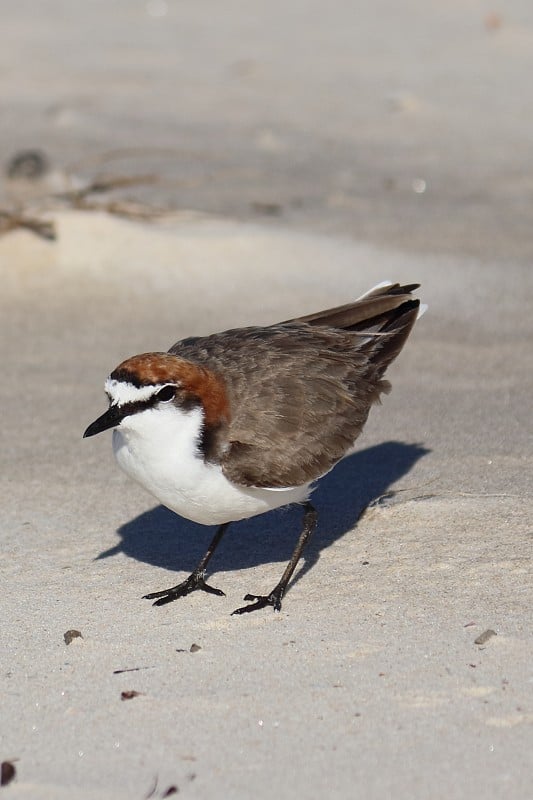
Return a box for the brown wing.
[169,284,420,488]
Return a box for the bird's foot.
[232,586,284,615]
[143,571,225,607]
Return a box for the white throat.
[113,403,203,508]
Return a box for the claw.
[232,589,283,615]
[143,573,225,606]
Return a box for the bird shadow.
[96,441,429,592]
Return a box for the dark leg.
[232,502,317,615]
[143,522,230,606]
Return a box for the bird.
[84,281,424,614]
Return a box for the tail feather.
[363,299,419,376]
[287,282,420,332]
[287,281,422,379]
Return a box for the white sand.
[1,2,532,798]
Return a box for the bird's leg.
[144,522,229,606]
[232,502,317,615]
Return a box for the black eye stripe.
[115,399,152,418]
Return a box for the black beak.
[83,405,124,438]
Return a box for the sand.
[1,2,532,798]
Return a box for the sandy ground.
[1,2,532,799]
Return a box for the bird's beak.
[83,405,123,438]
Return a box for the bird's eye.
[155,385,176,403]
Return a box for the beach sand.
[1,3,532,798]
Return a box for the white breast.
[111,404,310,526]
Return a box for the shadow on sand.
[96,441,429,593]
